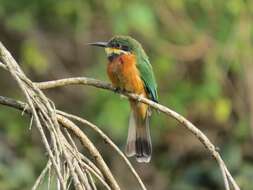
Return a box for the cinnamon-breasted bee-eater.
[89,36,158,163]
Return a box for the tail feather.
[135,120,151,163]
[125,111,152,163]
[125,111,136,157]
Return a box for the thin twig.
[79,162,112,190]
[0,42,66,189]
[64,142,111,190]
[63,130,104,179]
[0,42,131,189]
[48,160,52,190]
[58,110,147,190]
[32,161,52,190]
[0,61,7,70]
[87,171,97,190]
[62,129,92,190]
[57,115,120,190]
[217,155,230,190]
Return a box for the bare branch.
[0,61,7,70]
[35,78,240,190]
[0,41,240,190]
[0,42,121,190]
[58,111,147,190]
[32,161,52,190]
[57,115,120,190]
[36,77,113,91]
[0,42,66,189]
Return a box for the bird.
[89,36,158,163]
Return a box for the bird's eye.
[122,45,130,51]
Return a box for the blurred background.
[0,0,253,189]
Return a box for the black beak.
[88,42,108,47]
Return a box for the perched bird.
[89,36,158,163]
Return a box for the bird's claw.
[114,87,121,93]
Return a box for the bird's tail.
[125,110,152,163]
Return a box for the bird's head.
[89,35,147,61]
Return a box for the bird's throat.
[108,53,120,62]
[105,47,129,61]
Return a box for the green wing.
[137,58,158,102]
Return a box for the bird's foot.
[114,87,130,94]
[113,87,127,99]
[113,87,121,93]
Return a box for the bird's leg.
[119,88,128,99]
[113,86,127,99]
[114,87,131,94]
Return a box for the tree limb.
[0,95,146,190]
[0,42,121,190]
[0,41,240,190]
[36,78,239,190]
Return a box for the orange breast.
[107,53,148,119]
[107,54,143,92]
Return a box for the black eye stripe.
[108,41,130,51]
[122,45,130,51]
[114,43,120,48]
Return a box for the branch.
[0,96,146,190]
[0,95,144,190]
[32,161,52,190]
[0,61,7,70]
[36,78,240,190]
[36,77,113,91]
[0,42,67,189]
[57,111,147,190]
[0,41,240,190]
[57,115,120,190]
[0,42,121,190]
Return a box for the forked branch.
[0,41,240,190]
[36,78,239,190]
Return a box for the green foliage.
[5,12,34,33]
[21,40,48,74]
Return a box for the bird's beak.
[88,42,108,48]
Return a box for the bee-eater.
[89,36,158,163]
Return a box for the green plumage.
[130,38,158,102]
[137,56,158,103]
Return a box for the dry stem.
[36,78,240,190]
[0,41,240,190]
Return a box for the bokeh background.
[0,0,253,189]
